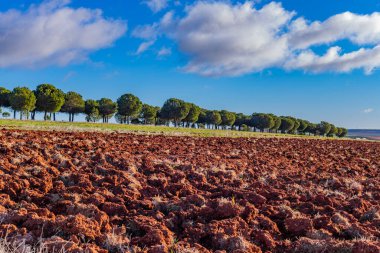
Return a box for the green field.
[0,119,337,139]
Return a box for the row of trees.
[0,85,348,137]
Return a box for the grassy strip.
[0,119,335,139]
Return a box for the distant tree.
[298,120,309,134]
[196,108,207,127]
[327,124,338,137]
[288,117,300,134]
[251,113,275,132]
[2,112,10,118]
[140,104,159,124]
[9,87,36,120]
[305,123,317,135]
[206,110,222,129]
[34,84,65,121]
[220,110,236,129]
[280,117,295,133]
[117,94,143,124]
[60,92,85,122]
[240,124,249,131]
[84,99,100,122]
[317,121,332,136]
[0,87,11,109]
[98,98,117,123]
[337,127,348,138]
[183,103,201,127]
[160,98,190,126]
[269,114,281,133]
[233,113,251,131]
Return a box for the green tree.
[117,94,143,124]
[287,117,300,134]
[60,92,85,122]
[98,98,117,123]
[140,104,159,124]
[34,84,65,121]
[0,87,11,109]
[280,117,295,134]
[220,110,236,129]
[9,87,36,120]
[2,112,10,118]
[84,99,100,122]
[305,123,317,135]
[233,113,250,131]
[327,124,338,137]
[160,98,190,126]
[206,110,222,129]
[183,103,201,127]
[317,121,332,136]
[251,113,275,132]
[337,128,348,138]
[298,120,309,134]
[269,114,281,133]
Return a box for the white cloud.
[163,2,294,76]
[363,108,374,114]
[144,0,169,13]
[285,46,380,74]
[135,1,380,76]
[158,47,172,57]
[136,40,155,55]
[288,12,380,49]
[0,0,126,68]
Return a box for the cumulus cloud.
[0,0,126,68]
[144,0,169,13]
[134,1,380,76]
[158,47,172,57]
[135,40,155,55]
[164,2,294,76]
[363,108,374,114]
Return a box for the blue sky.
[0,0,380,128]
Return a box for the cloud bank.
[0,0,126,68]
[134,1,380,76]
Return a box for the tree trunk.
[14,110,16,119]
[53,113,56,121]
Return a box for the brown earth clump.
[0,129,379,252]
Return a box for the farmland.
[0,129,379,252]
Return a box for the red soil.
[0,129,379,253]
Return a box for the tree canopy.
[34,84,65,120]
[117,94,143,123]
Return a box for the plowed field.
[0,129,379,253]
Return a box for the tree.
[160,98,190,126]
[2,112,10,118]
[288,117,300,134]
[251,113,275,132]
[9,87,36,120]
[305,123,317,135]
[84,99,100,122]
[34,84,65,121]
[327,124,338,137]
[60,92,85,122]
[206,110,222,129]
[317,121,332,136]
[0,87,11,109]
[220,110,236,129]
[183,103,201,127]
[98,98,117,123]
[196,109,208,127]
[233,113,250,131]
[298,120,309,134]
[280,117,295,133]
[117,94,143,124]
[337,128,348,138]
[269,114,281,133]
[140,104,159,124]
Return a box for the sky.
[0,0,380,129]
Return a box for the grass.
[0,119,334,139]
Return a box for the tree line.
[0,85,348,137]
